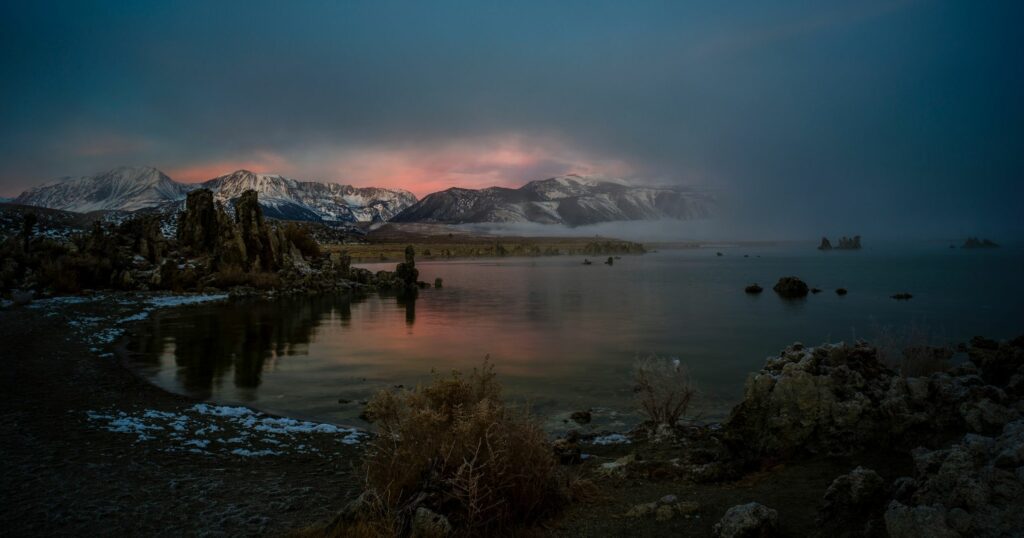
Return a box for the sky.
[1,0,1021,238]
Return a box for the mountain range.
[9,167,715,226]
[391,174,715,226]
[13,166,417,223]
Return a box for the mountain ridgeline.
[391,175,716,226]
[14,166,417,224]
[11,167,716,227]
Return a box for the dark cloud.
[0,0,1021,238]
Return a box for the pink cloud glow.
[160,135,634,197]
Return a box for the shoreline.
[0,291,370,536]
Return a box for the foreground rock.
[885,419,1024,537]
[723,339,1023,460]
[713,502,778,538]
[772,276,808,298]
[817,467,888,537]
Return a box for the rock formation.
[722,339,1023,460]
[713,502,778,538]
[962,237,999,248]
[772,276,809,298]
[745,283,763,294]
[837,236,862,249]
[818,237,833,250]
[885,420,1024,537]
[817,467,888,537]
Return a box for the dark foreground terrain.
[2,292,1022,537]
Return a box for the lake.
[125,242,1024,433]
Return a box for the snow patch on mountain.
[393,174,716,227]
[14,167,418,223]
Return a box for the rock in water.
[962,237,999,248]
[394,245,419,289]
[772,276,809,298]
[837,235,862,249]
[836,288,848,296]
[745,284,763,294]
[713,502,779,538]
[818,237,833,250]
[891,293,913,300]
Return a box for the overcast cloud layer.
[1,0,1021,239]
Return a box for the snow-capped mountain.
[392,174,715,226]
[14,167,417,223]
[201,170,417,223]
[14,166,191,213]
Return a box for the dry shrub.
[634,355,695,426]
[360,361,564,535]
[284,223,322,259]
[870,322,953,377]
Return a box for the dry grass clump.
[870,322,953,377]
[353,361,565,536]
[634,355,695,426]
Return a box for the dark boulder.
[836,288,848,296]
[772,276,809,298]
[818,467,888,537]
[745,284,763,294]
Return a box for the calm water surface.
[126,242,1024,432]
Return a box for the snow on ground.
[590,433,631,445]
[86,403,365,457]
[39,292,230,350]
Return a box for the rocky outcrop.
[713,502,778,538]
[772,277,808,298]
[885,420,1024,537]
[818,237,833,250]
[745,284,763,294]
[722,340,1024,460]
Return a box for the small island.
[962,237,999,249]
[818,235,862,250]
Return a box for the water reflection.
[128,293,364,399]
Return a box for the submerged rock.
[772,276,809,298]
[891,293,913,300]
[836,288,848,296]
[745,284,763,294]
[713,502,778,538]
